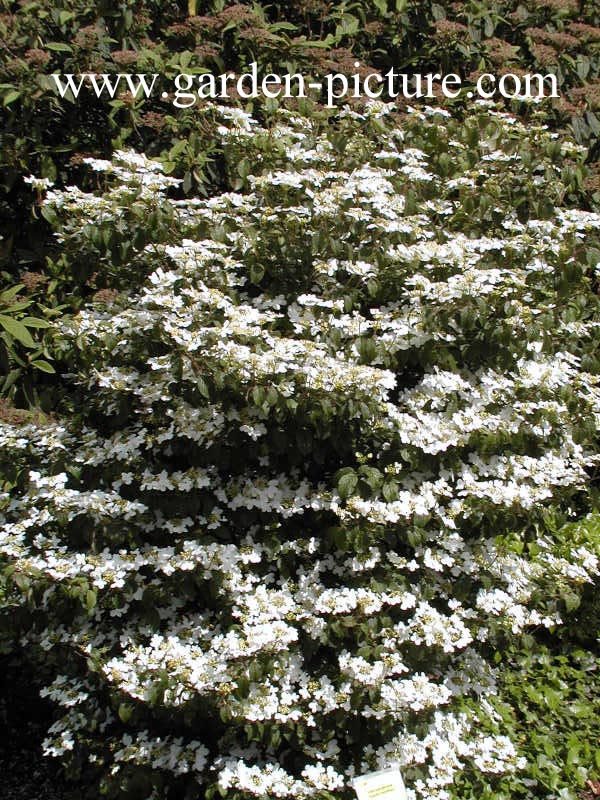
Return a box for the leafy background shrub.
[2,2,600,800]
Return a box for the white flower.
[24,174,54,190]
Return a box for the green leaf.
[85,589,97,611]
[0,315,35,347]
[41,206,58,226]
[292,36,334,48]
[3,301,32,313]
[1,368,21,392]
[45,41,73,52]
[563,592,580,613]
[169,140,188,158]
[382,481,398,502]
[21,317,51,329]
[197,375,209,399]
[31,359,55,373]
[2,89,20,106]
[338,472,358,499]
[269,22,298,32]
[356,337,377,363]
[586,111,600,137]
[0,284,25,303]
[118,703,134,723]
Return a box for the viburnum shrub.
[2,100,600,800]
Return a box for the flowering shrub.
[5,0,600,280]
[2,101,600,799]
[6,0,600,406]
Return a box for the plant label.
[352,768,407,800]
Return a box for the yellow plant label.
[352,768,407,800]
